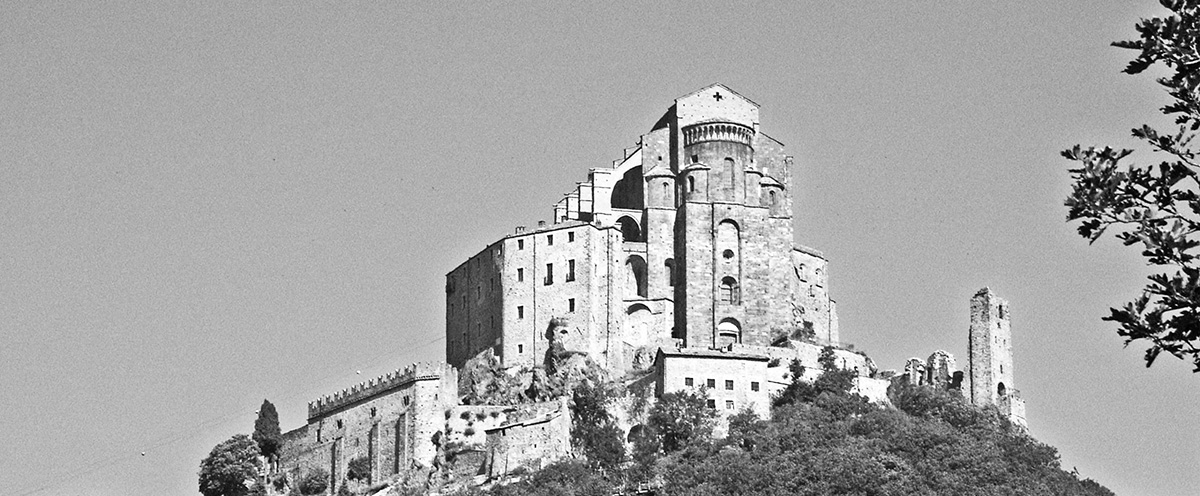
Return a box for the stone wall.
[279,362,457,493]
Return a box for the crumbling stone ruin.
[274,85,1029,493]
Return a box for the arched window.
[616,216,642,242]
[720,276,740,304]
[687,175,696,193]
[717,319,741,348]
[724,158,735,189]
[997,382,1007,397]
[662,182,670,203]
[665,259,675,286]
[768,190,777,207]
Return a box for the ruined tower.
[968,287,1025,426]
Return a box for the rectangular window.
[568,298,575,312]
[725,380,734,390]
[518,239,524,250]
[706,378,716,388]
[706,399,716,409]
[544,263,553,285]
[548,235,554,246]
[567,259,576,281]
[751,381,760,392]
[725,400,734,410]
[517,268,524,282]
[517,306,524,319]
[518,344,524,354]
[685,377,694,387]
[568,231,575,242]
[490,278,495,291]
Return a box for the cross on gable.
[713,92,723,101]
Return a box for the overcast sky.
[2,1,1197,495]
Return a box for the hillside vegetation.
[459,363,1113,496]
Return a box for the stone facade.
[968,287,1026,426]
[654,348,772,423]
[448,84,840,377]
[278,85,1031,493]
[278,362,457,489]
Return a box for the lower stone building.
[278,362,457,489]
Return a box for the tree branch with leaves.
[1065,0,1200,371]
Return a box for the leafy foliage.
[346,455,371,481]
[472,460,615,496]
[253,399,282,460]
[298,468,329,495]
[645,389,717,454]
[198,434,260,496]
[569,381,626,469]
[1064,0,1200,371]
[470,366,1112,496]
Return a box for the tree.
[1064,0,1200,371]
[253,399,282,460]
[646,389,716,454]
[569,381,625,469]
[198,434,260,496]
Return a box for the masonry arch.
[627,424,649,443]
[623,303,652,346]
[611,166,644,210]
[997,382,1007,397]
[716,318,741,348]
[719,276,740,305]
[626,255,648,298]
[616,215,643,242]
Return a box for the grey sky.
[2,1,1195,495]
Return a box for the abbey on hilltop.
[276,84,1026,491]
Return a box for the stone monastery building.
[278,84,1027,490]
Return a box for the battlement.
[307,361,452,420]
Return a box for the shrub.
[298,468,329,495]
[346,455,370,481]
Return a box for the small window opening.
[725,400,734,410]
[517,268,524,282]
[706,378,716,388]
[568,231,575,242]
[751,381,760,392]
[706,399,716,409]
[518,344,524,354]
[691,154,699,163]
[518,239,524,250]
[567,259,576,281]
[548,234,554,245]
[725,380,734,390]
[568,298,575,312]
[687,176,696,193]
[722,249,734,259]
[544,263,553,285]
[685,377,694,387]
[720,277,740,304]
[517,306,524,319]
